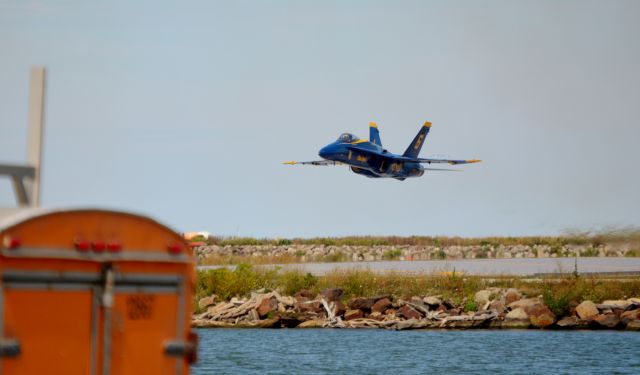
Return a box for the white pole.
[26,67,45,207]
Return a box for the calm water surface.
[192,328,640,374]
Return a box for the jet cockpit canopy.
[337,133,360,143]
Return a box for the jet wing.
[282,160,342,166]
[415,158,481,165]
[345,146,481,165]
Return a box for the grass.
[194,265,640,314]
[200,252,351,266]
[198,229,640,248]
[195,229,640,265]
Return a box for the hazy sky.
[1,0,639,237]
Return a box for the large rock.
[625,320,640,331]
[277,311,304,328]
[526,303,556,328]
[500,319,530,329]
[332,300,347,317]
[504,289,521,305]
[556,316,578,328]
[320,288,344,302]
[507,298,541,310]
[576,301,599,320]
[278,295,296,307]
[297,319,325,328]
[371,298,392,313]
[368,311,385,321]
[505,307,528,320]
[294,289,314,299]
[257,296,278,318]
[474,290,493,306]
[620,309,640,323]
[489,300,506,313]
[198,295,217,310]
[423,296,442,306]
[592,313,621,329]
[602,300,630,309]
[297,300,323,314]
[349,297,376,311]
[294,295,310,305]
[398,305,422,320]
[475,288,501,305]
[344,309,364,321]
[411,296,428,308]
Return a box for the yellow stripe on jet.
[282,161,298,165]
[350,139,369,144]
[423,121,432,128]
[369,122,378,129]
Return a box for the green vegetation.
[203,229,640,248]
[433,249,447,260]
[463,300,478,312]
[194,265,640,313]
[624,249,639,257]
[382,248,402,260]
[323,251,348,262]
[197,229,640,265]
[476,247,490,259]
[581,246,599,257]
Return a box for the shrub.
[322,251,347,262]
[476,248,489,259]
[434,249,447,260]
[279,271,318,295]
[581,246,599,257]
[383,248,402,260]
[542,284,573,317]
[625,249,639,257]
[464,300,478,312]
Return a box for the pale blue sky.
[1,1,639,237]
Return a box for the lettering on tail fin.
[413,133,425,150]
[403,122,431,158]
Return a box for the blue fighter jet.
[284,121,480,180]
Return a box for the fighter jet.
[283,121,480,180]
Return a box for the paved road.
[198,257,640,276]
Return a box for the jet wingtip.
[369,122,378,128]
[423,121,432,128]
[282,161,297,165]
[467,159,482,163]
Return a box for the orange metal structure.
[0,209,197,375]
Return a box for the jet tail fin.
[369,122,382,146]
[403,121,431,158]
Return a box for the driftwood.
[439,311,497,328]
[321,298,347,328]
[194,290,503,330]
[209,292,282,321]
[406,302,431,317]
[345,318,383,329]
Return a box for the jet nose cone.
[319,145,332,159]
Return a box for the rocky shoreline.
[192,288,640,331]
[196,243,635,263]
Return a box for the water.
[198,257,640,276]
[192,329,640,374]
